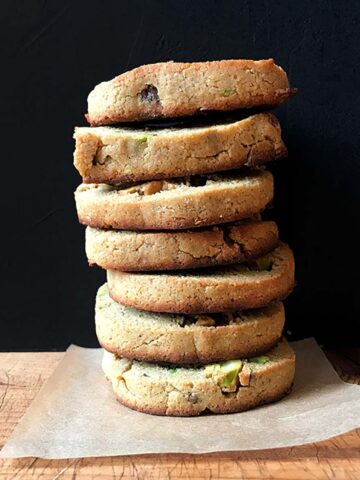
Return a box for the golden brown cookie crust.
[86,220,279,271]
[102,339,295,416]
[96,284,285,363]
[87,59,296,125]
[107,243,295,314]
[75,170,274,230]
[74,113,287,183]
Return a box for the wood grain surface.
[0,350,359,479]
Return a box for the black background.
[1,0,359,351]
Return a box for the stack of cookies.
[74,59,297,416]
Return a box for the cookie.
[74,113,286,183]
[107,243,295,313]
[86,59,295,125]
[96,284,285,363]
[75,170,273,230]
[102,338,295,416]
[86,220,278,271]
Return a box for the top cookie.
[86,59,295,125]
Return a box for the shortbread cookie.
[96,284,285,363]
[75,170,273,230]
[102,338,295,416]
[74,113,287,183]
[86,59,295,125]
[86,220,279,271]
[107,243,294,313]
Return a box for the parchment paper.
[2,338,360,459]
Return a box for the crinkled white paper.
[2,338,360,459]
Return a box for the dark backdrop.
[1,0,359,350]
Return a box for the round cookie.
[86,220,279,271]
[75,169,273,230]
[96,284,285,363]
[86,59,295,125]
[107,243,295,314]
[74,113,287,183]
[102,338,295,416]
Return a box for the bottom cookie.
[102,338,295,416]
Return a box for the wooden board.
[0,350,360,479]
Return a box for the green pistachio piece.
[218,360,243,388]
[249,355,270,365]
[137,135,149,143]
[205,360,242,391]
[254,255,273,271]
[222,88,233,97]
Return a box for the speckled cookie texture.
[102,338,295,416]
[86,59,295,125]
[74,113,287,183]
[75,170,273,231]
[107,243,295,314]
[86,220,279,271]
[96,284,285,363]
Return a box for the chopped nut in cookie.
[239,364,251,386]
[142,181,164,195]
[187,392,199,404]
[121,181,164,196]
[194,315,216,327]
[205,360,242,393]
